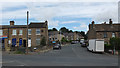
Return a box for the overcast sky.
[0,0,119,33]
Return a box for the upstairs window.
[12,29,16,35]
[19,30,22,35]
[104,32,107,38]
[28,29,31,35]
[36,29,40,35]
[112,32,115,37]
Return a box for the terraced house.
[0,20,48,51]
[87,19,120,44]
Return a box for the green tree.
[52,28,58,31]
[40,37,46,47]
[61,37,68,43]
[59,27,69,33]
[109,37,120,50]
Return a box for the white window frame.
[28,29,31,35]
[12,29,16,35]
[36,29,40,35]
[19,29,22,35]
[0,30,3,36]
[112,32,115,38]
[36,38,40,45]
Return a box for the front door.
[12,38,16,47]
[19,38,22,46]
[23,40,26,47]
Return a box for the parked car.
[53,44,61,50]
[81,42,86,47]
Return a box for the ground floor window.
[36,38,40,45]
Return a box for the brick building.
[0,20,48,51]
[87,19,120,44]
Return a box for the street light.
[26,11,29,54]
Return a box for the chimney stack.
[92,21,95,24]
[10,21,14,26]
[109,19,112,24]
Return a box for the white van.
[87,39,104,52]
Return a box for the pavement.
[2,44,118,66]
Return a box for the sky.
[0,0,119,33]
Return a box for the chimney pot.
[10,21,14,26]
[109,19,112,24]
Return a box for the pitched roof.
[0,22,47,29]
[29,22,47,28]
[89,24,120,32]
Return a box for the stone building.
[0,20,48,51]
[48,31,64,42]
[63,32,84,41]
[87,19,120,44]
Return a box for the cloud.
[73,23,88,31]
[61,21,79,24]
[0,2,118,30]
[0,0,118,2]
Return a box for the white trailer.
[87,39,104,52]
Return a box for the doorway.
[23,40,26,47]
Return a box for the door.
[23,40,26,47]
[19,38,22,46]
[28,38,31,47]
[12,38,16,47]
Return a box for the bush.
[109,37,120,50]
[14,51,25,54]
[40,37,46,47]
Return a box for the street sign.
[52,41,56,43]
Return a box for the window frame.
[19,29,23,35]
[36,29,40,35]
[112,32,115,38]
[0,30,3,36]
[36,38,40,45]
[12,29,16,35]
[28,29,31,35]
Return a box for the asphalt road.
[2,44,118,66]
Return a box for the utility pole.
[60,30,61,45]
[26,11,29,54]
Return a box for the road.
[2,44,118,66]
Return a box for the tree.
[52,28,58,31]
[48,28,58,32]
[59,27,69,33]
[40,37,46,47]
[61,37,68,43]
[68,30,73,33]
[109,37,120,50]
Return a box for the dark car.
[53,44,61,50]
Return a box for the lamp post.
[26,11,29,54]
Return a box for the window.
[104,32,107,38]
[19,30,22,35]
[112,32,115,37]
[28,29,31,35]
[0,30,3,36]
[36,29,40,35]
[12,29,16,35]
[36,38,40,45]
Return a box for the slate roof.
[0,22,47,29]
[89,24,120,32]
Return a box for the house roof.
[0,22,47,29]
[89,24,120,32]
